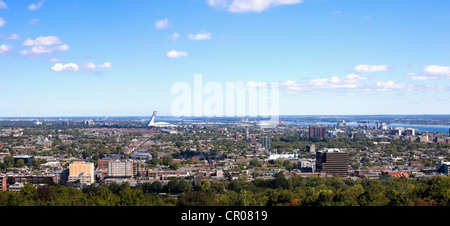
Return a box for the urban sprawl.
[0,113,450,206]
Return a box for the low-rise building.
[8,182,24,192]
[297,158,316,172]
[13,155,34,165]
[6,174,57,184]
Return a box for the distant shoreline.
[0,114,449,118]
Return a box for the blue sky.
[0,0,449,117]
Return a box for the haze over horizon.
[1,0,449,117]
[1,114,450,119]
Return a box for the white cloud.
[6,34,19,40]
[83,62,112,72]
[0,1,8,9]
[0,17,6,27]
[21,36,69,55]
[48,58,60,63]
[23,36,61,46]
[374,81,414,92]
[188,32,212,41]
[0,44,12,54]
[28,0,45,11]
[27,46,53,54]
[352,64,388,73]
[207,0,303,13]
[21,45,66,55]
[406,72,438,81]
[207,0,229,9]
[279,73,430,94]
[423,65,450,75]
[51,63,79,72]
[166,50,188,59]
[405,65,450,80]
[169,32,180,41]
[280,74,368,93]
[280,80,308,93]
[28,18,40,26]
[309,73,368,89]
[98,62,112,68]
[411,76,436,81]
[85,62,97,70]
[57,44,70,51]
[155,19,171,29]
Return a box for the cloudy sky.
[0,0,449,117]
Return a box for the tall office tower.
[68,161,95,184]
[404,128,415,136]
[309,125,326,139]
[316,148,349,177]
[235,132,240,141]
[262,136,270,151]
[376,122,381,130]
[107,160,134,178]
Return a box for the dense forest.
[1,173,450,206]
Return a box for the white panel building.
[108,160,134,178]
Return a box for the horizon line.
[0,114,450,118]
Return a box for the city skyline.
[0,0,450,117]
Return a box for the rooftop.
[323,148,342,153]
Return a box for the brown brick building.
[316,149,349,177]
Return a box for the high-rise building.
[316,148,349,177]
[337,120,347,127]
[0,175,6,191]
[309,125,326,139]
[68,161,95,184]
[306,143,316,153]
[262,136,270,151]
[107,160,133,178]
[390,128,403,136]
[436,160,450,174]
[404,128,415,136]
[133,162,141,177]
[84,120,95,125]
[235,132,240,141]
[98,158,114,169]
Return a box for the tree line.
[2,174,450,206]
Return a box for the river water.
[285,121,450,134]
